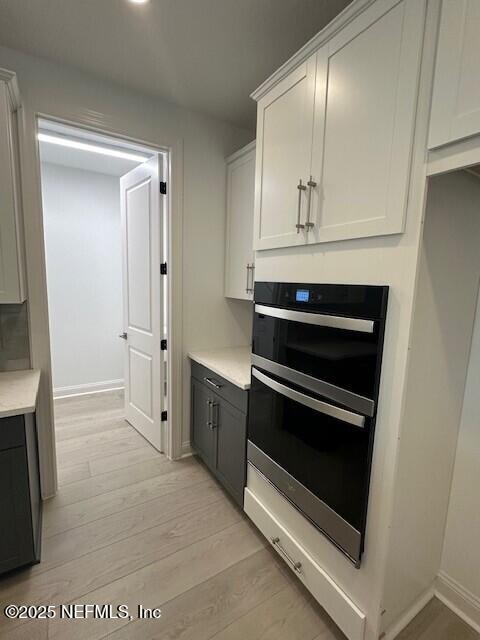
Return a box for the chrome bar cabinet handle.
[211,401,219,429]
[305,176,317,231]
[271,537,302,574]
[296,179,306,233]
[245,264,254,294]
[206,400,218,430]
[204,377,223,390]
[206,399,213,428]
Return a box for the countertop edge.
[0,404,37,419]
[0,369,41,419]
[188,351,251,391]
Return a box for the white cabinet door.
[224,141,255,301]
[308,0,425,244]
[429,0,480,149]
[0,73,26,303]
[253,57,316,250]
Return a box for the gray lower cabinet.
[191,362,248,506]
[0,413,42,575]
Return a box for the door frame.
[21,110,184,498]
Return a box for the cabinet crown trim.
[0,68,21,110]
[226,140,256,165]
[250,0,376,102]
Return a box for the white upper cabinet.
[253,0,425,250]
[253,58,316,250]
[429,0,480,149]
[309,0,425,244]
[224,141,256,301]
[0,70,26,304]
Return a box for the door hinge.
[160,181,167,195]
[161,339,167,351]
[160,262,167,275]
[161,410,168,422]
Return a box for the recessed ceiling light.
[37,133,148,163]
[128,0,150,4]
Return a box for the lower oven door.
[248,367,371,565]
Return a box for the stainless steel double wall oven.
[248,282,389,566]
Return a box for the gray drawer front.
[0,415,25,451]
[191,361,248,414]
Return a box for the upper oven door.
[252,304,380,413]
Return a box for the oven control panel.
[295,289,310,302]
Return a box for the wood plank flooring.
[0,390,477,640]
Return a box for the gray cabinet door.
[214,398,247,505]
[191,377,215,469]
[0,446,34,573]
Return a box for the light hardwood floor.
[0,391,477,640]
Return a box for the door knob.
[118,332,128,340]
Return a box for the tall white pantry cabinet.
[0,69,26,304]
[245,0,480,640]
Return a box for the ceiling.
[0,0,352,129]
[38,120,152,176]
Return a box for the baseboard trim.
[435,572,480,634]
[53,379,124,399]
[180,441,193,458]
[381,586,435,640]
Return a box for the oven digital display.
[295,289,310,302]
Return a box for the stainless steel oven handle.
[255,304,374,334]
[252,368,365,428]
[251,353,375,417]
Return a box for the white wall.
[439,287,480,623]
[0,45,253,496]
[41,162,123,396]
[381,171,480,631]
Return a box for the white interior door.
[120,156,165,451]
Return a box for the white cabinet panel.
[429,0,480,149]
[224,142,255,301]
[309,0,425,243]
[0,72,26,303]
[254,58,316,250]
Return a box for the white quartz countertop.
[0,369,41,418]
[189,346,251,390]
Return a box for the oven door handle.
[252,368,365,428]
[254,304,374,334]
